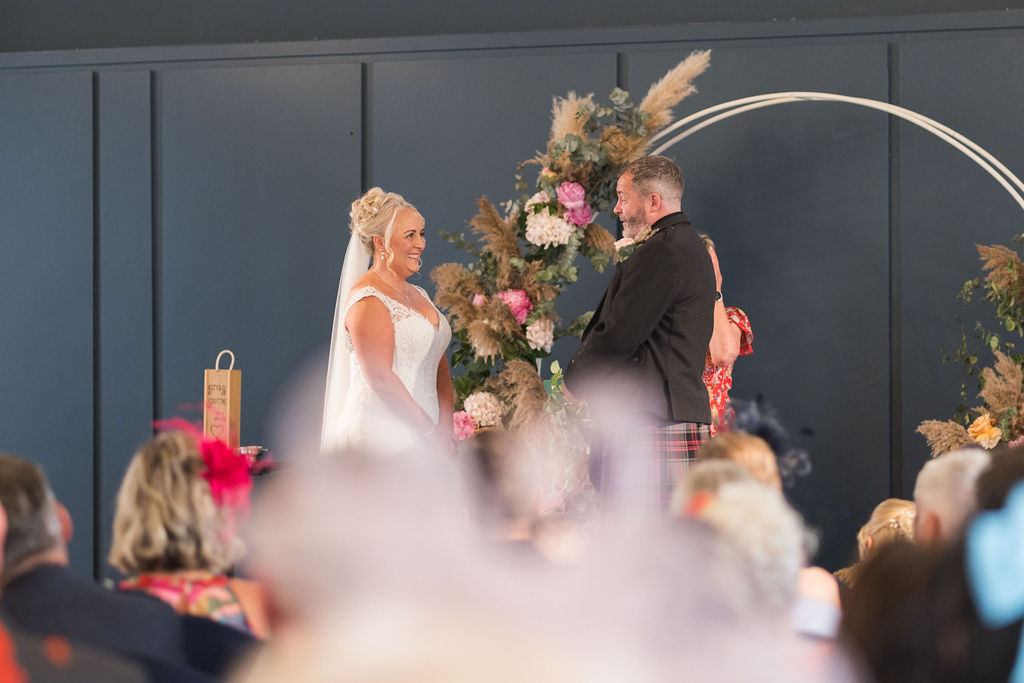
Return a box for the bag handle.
[215,349,235,370]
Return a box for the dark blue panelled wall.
[2,12,1024,576]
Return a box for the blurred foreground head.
[843,540,1021,683]
[913,447,990,546]
[108,430,244,575]
[0,455,64,583]
[697,431,782,491]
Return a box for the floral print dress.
[119,571,255,635]
[702,306,754,435]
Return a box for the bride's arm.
[436,355,454,440]
[347,297,434,435]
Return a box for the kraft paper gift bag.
[204,349,241,449]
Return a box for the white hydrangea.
[524,190,550,213]
[526,317,555,352]
[525,210,574,247]
[463,391,504,428]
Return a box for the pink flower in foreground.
[566,204,593,226]
[614,237,635,250]
[556,181,587,210]
[453,411,477,441]
[472,293,486,308]
[495,289,533,325]
[1009,434,1024,448]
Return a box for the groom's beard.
[621,217,649,240]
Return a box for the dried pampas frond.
[486,360,549,433]
[471,197,520,262]
[600,126,649,165]
[435,294,477,329]
[467,320,503,360]
[979,349,1024,432]
[520,260,559,306]
[583,223,616,257]
[431,263,479,297]
[978,243,1024,299]
[548,92,594,152]
[639,50,711,134]
[431,262,484,328]
[470,197,521,290]
[480,298,523,337]
[916,420,974,457]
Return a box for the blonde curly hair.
[697,432,782,491]
[349,187,419,267]
[108,431,243,575]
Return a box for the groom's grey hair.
[624,155,684,206]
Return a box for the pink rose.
[556,181,586,210]
[566,204,593,226]
[453,411,477,441]
[495,289,532,325]
[614,237,635,250]
[472,293,486,308]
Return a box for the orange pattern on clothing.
[119,572,255,635]
[702,306,753,435]
[0,624,27,682]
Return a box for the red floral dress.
[702,306,753,435]
[119,571,255,635]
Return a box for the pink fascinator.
[153,418,253,514]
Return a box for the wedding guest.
[834,498,915,590]
[699,233,753,434]
[0,454,187,668]
[912,447,990,546]
[842,538,1021,683]
[975,444,1024,511]
[565,155,716,511]
[321,187,454,453]
[669,459,754,517]
[109,429,270,639]
[696,431,782,491]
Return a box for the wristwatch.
[714,291,722,301]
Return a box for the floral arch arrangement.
[431,50,712,437]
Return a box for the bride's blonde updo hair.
[350,187,419,264]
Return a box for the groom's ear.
[646,191,663,215]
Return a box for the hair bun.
[349,187,390,233]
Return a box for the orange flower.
[968,413,1002,449]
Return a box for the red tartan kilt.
[589,419,712,512]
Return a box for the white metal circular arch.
[649,91,1024,212]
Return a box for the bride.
[321,188,454,452]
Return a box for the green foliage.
[943,241,1024,426]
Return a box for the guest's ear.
[917,512,941,546]
[865,535,875,552]
[56,502,73,545]
[0,505,7,576]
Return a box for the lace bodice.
[325,284,451,449]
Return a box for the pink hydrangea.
[495,289,532,325]
[453,410,477,441]
[566,204,593,226]
[556,181,586,210]
[472,293,486,308]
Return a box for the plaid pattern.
[590,419,712,514]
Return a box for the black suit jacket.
[0,564,186,667]
[565,211,715,424]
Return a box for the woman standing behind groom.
[564,155,716,511]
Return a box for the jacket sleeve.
[567,239,684,382]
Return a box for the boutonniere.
[614,226,657,263]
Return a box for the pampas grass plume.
[916,420,974,457]
[639,50,711,134]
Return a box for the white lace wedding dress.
[322,284,451,450]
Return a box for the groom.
[564,155,716,511]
